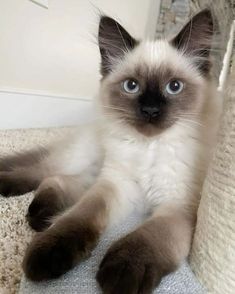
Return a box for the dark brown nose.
[140,106,160,119]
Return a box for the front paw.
[26,187,64,232]
[23,221,99,281]
[96,234,162,294]
[23,231,78,281]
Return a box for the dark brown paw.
[23,221,99,281]
[96,234,162,294]
[23,230,80,281]
[0,172,38,197]
[26,187,64,231]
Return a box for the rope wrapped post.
[190,71,235,293]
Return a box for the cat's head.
[98,9,214,136]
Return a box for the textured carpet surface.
[0,128,63,294]
[190,73,235,293]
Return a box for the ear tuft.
[98,16,137,76]
[172,9,214,75]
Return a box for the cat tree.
[190,46,235,294]
[157,1,235,293]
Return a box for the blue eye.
[123,79,140,94]
[166,80,184,95]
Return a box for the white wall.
[0,0,160,101]
[0,91,93,129]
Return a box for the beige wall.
[0,0,159,100]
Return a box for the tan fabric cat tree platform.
[1,77,235,293]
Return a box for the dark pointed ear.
[98,16,138,76]
[171,9,214,75]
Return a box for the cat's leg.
[97,204,194,294]
[0,126,101,197]
[0,147,48,172]
[27,173,93,232]
[23,175,140,281]
[0,148,49,196]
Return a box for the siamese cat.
[0,9,221,293]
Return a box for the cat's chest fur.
[104,124,205,207]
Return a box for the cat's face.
[98,10,214,136]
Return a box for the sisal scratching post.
[190,72,235,293]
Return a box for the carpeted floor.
[0,128,64,294]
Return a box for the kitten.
[0,9,221,293]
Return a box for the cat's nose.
[140,106,160,119]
